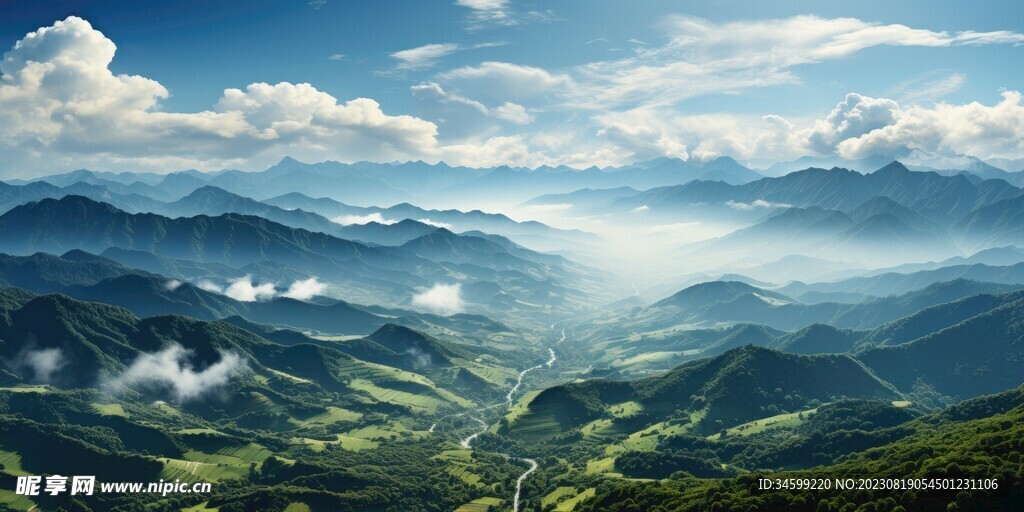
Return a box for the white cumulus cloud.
[804,93,901,155]
[591,89,1024,165]
[441,135,552,168]
[111,344,246,402]
[598,121,689,161]
[412,283,464,315]
[833,91,1024,160]
[492,102,534,125]
[3,14,1023,177]
[0,17,442,177]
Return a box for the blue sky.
[1,0,1022,177]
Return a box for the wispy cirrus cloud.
[411,81,488,114]
[392,43,461,70]
[390,41,505,71]
[456,0,506,8]
[890,72,966,105]
[441,15,1024,111]
[415,14,1024,166]
[454,0,560,31]
[411,81,534,124]
[439,61,575,105]
[594,15,1022,109]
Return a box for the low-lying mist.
[106,344,247,402]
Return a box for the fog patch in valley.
[524,203,573,213]
[404,347,433,370]
[196,276,327,302]
[412,283,465,315]
[332,213,396,226]
[726,199,792,210]
[8,346,67,383]
[107,344,247,402]
[417,218,453,229]
[282,277,327,300]
[223,277,277,302]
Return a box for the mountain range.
[11,156,765,210]
[0,195,594,325]
[3,154,1024,512]
[608,162,1022,221]
[0,251,521,343]
[612,278,1022,332]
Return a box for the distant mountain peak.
[874,160,909,174]
[655,280,768,308]
[33,194,119,212]
[59,249,116,263]
[369,323,425,341]
[186,184,234,197]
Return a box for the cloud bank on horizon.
[0,8,1022,178]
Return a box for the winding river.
[505,348,557,405]
[458,417,488,449]
[453,341,559,512]
[512,458,539,512]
